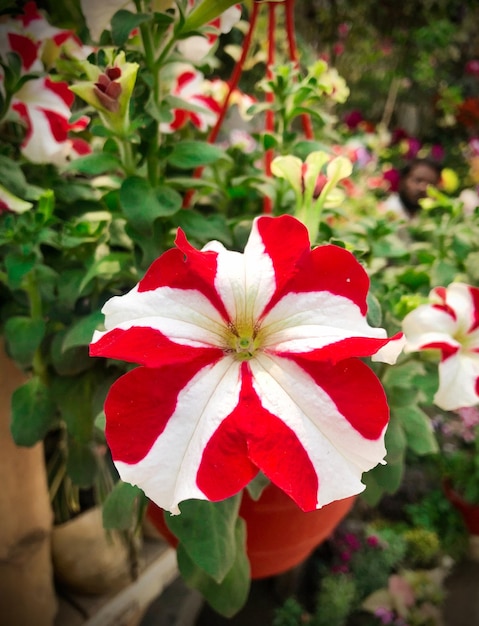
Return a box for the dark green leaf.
[175,210,232,247]
[103,481,146,530]
[177,517,250,617]
[165,495,241,582]
[120,176,182,232]
[4,316,45,368]
[111,10,151,46]
[11,377,56,446]
[4,252,36,289]
[167,141,225,169]
[65,153,122,175]
[384,414,407,463]
[366,292,382,328]
[62,311,105,351]
[50,332,92,376]
[66,439,97,488]
[53,374,94,442]
[396,405,438,455]
[0,155,27,196]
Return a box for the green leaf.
[4,316,45,368]
[50,332,92,376]
[62,311,105,351]
[103,481,146,530]
[395,405,438,455]
[366,292,382,328]
[111,10,151,46]
[65,153,122,176]
[4,252,36,289]
[430,258,459,286]
[79,251,136,292]
[11,377,56,446]
[53,374,94,442]
[66,438,97,488]
[384,414,407,463]
[177,517,250,618]
[465,251,479,282]
[120,177,182,232]
[181,0,241,33]
[165,494,241,582]
[0,155,27,196]
[167,141,225,169]
[382,359,427,389]
[175,210,232,247]
[367,456,405,494]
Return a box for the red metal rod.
[262,0,277,214]
[182,2,260,208]
[284,0,313,139]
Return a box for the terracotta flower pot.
[443,480,479,535]
[147,484,356,579]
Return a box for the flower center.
[226,322,261,361]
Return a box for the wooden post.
[0,344,57,625]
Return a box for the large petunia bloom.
[91,215,403,514]
[402,282,479,411]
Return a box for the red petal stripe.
[197,362,319,511]
[105,355,220,464]
[139,237,230,321]
[257,216,369,317]
[288,355,389,440]
[90,326,223,368]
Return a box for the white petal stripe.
[251,354,386,507]
[435,353,479,410]
[96,286,227,348]
[213,221,276,324]
[114,356,242,514]
[262,291,387,353]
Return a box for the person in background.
[381,157,442,219]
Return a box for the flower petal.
[108,356,250,514]
[435,353,479,410]
[261,290,389,361]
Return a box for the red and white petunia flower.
[91,215,403,515]
[0,1,90,72]
[402,282,479,411]
[160,65,221,133]
[177,2,242,61]
[11,77,90,164]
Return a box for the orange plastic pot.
[147,484,356,579]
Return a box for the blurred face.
[400,163,440,208]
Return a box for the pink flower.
[383,167,400,192]
[343,110,364,130]
[11,77,90,164]
[91,215,402,515]
[402,283,479,411]
[465,60,479,77]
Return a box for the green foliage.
[177,517,250,617]
[10,377,56,446]
[165,495,242,582]
[310,575,357,626]
[103,481,148,531]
